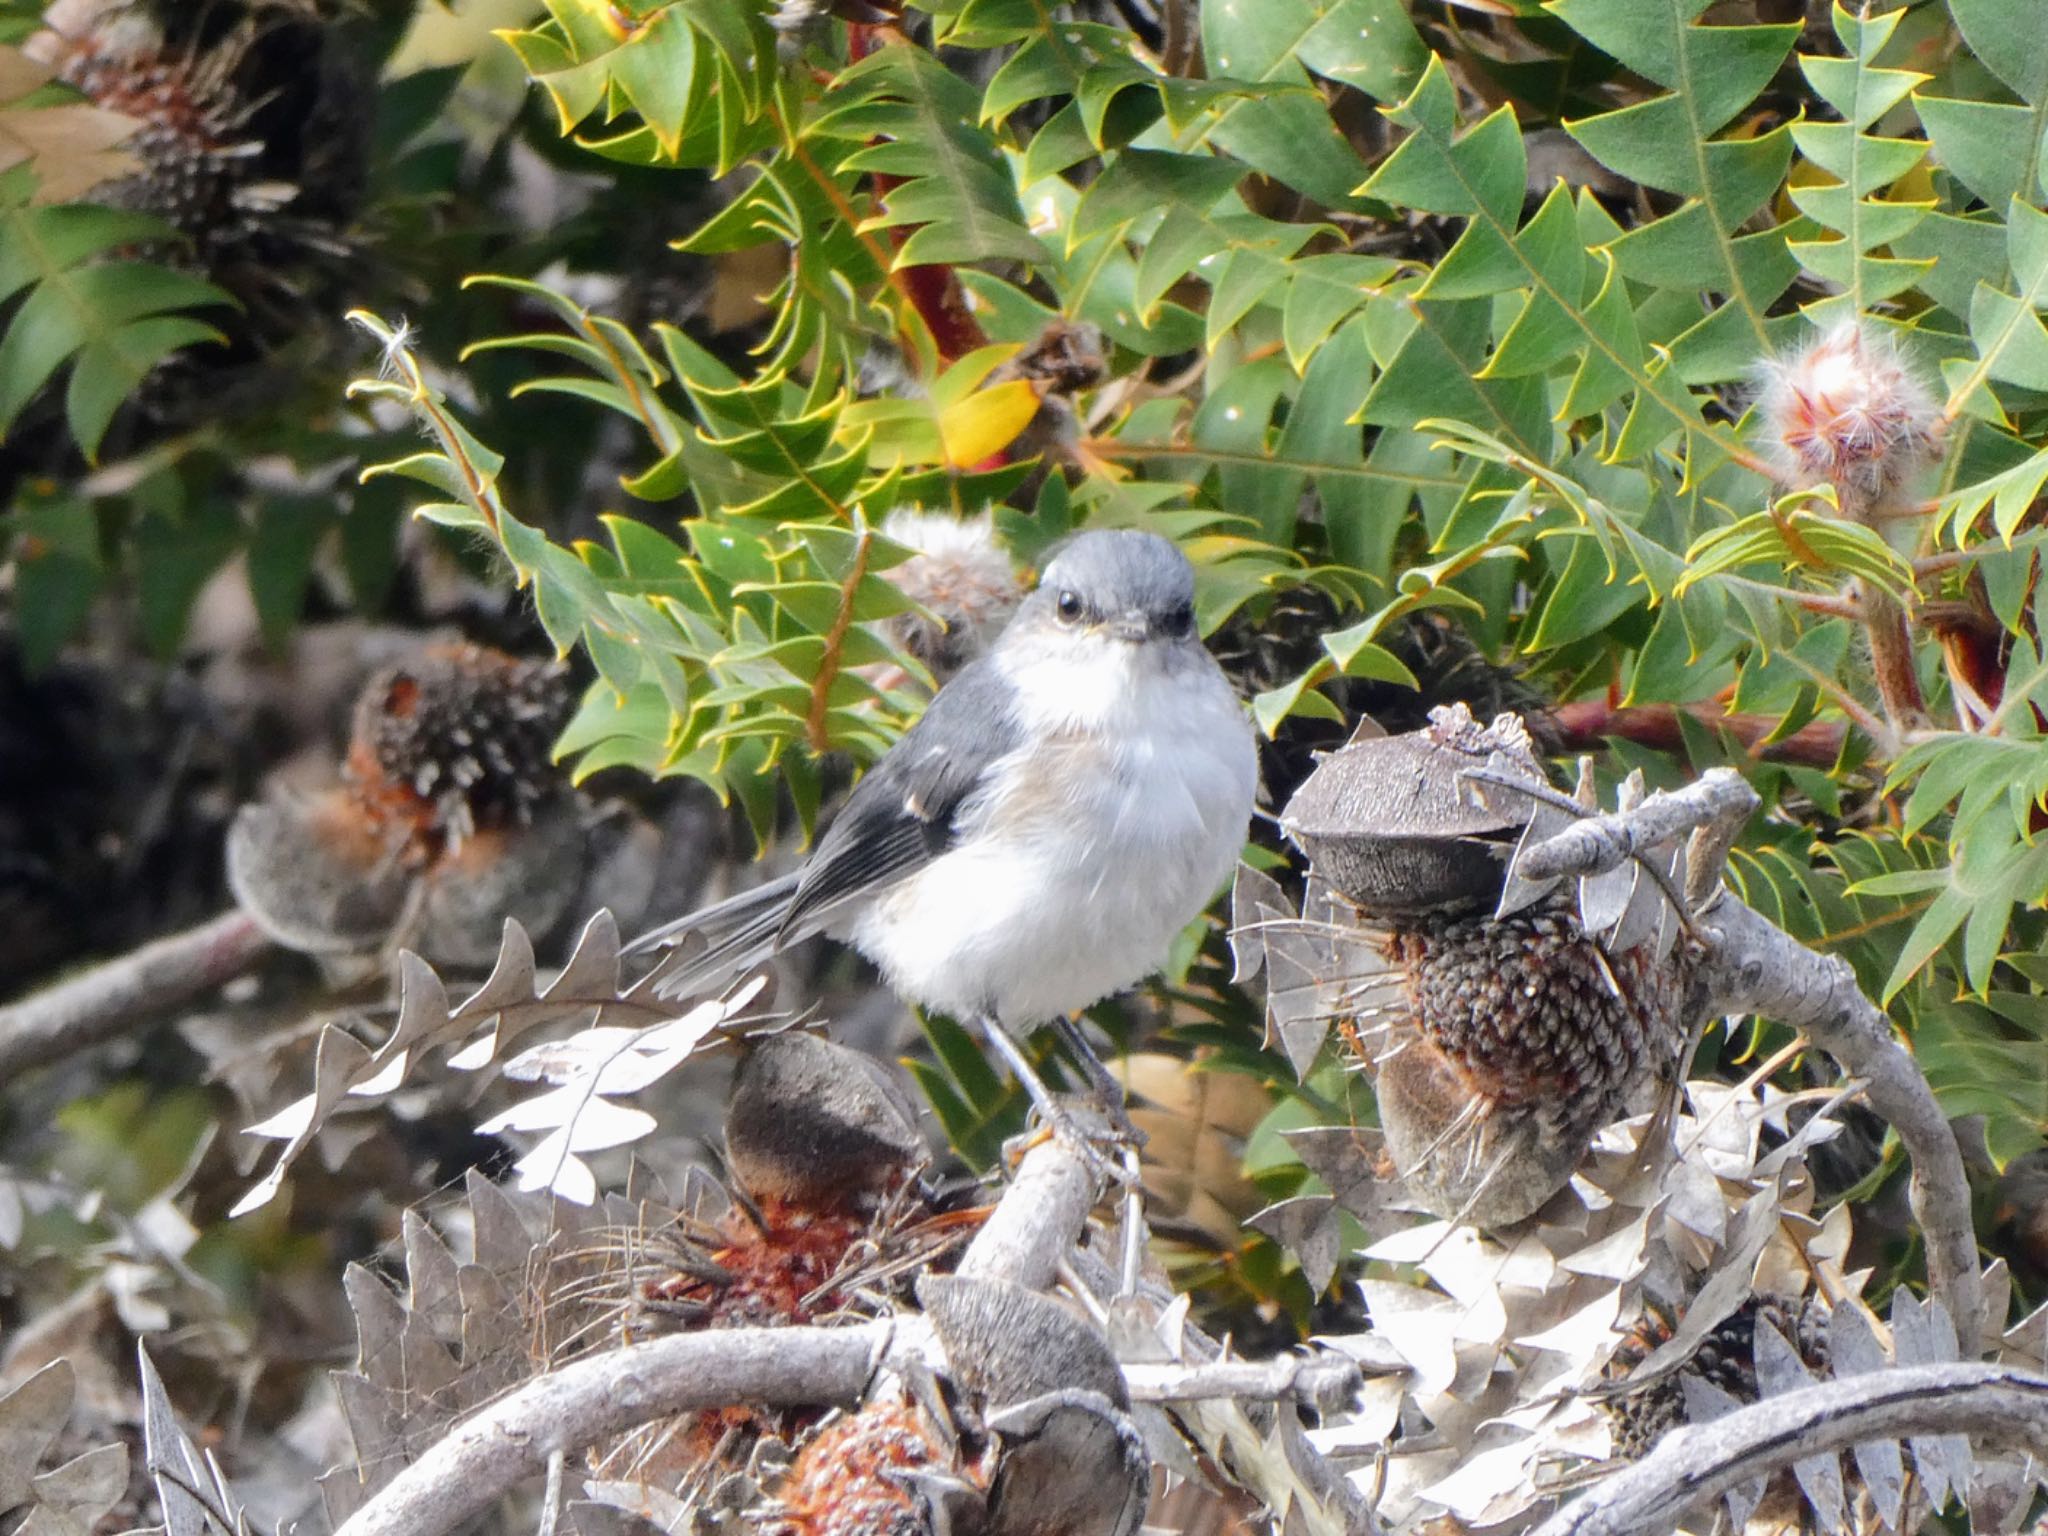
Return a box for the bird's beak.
[1108,612,1150,643]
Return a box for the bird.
[626,527,1259,1135]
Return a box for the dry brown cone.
[225,644,583,960]
[567,1036,981,1497]
[1602,1295,1832,1459]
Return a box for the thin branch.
[805,525,873,752]
[1513,791,1984,1354]
[1512,769,1756,884]
[1123,1354,1365,1413]
[957,1136,1100,1291]
[1548,698,1850,769]
[1693,889,1983,1355]
[0,910,272,1083]
[329,1323,899,1536]
[1531,1363,2048,1536]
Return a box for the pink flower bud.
[1753,320,1942,510]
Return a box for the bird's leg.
[974,1014,1142,1185]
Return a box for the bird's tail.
[624,872,806,1002]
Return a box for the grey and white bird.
[627,528,1258,1112]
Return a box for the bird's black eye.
[1161,601,1194,639]
[1055,589,1084,624]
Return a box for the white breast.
[843,638,1258,1025]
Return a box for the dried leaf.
[23,1444,128,1536]
[1679,1373,1767,1531]
[0,1361,74,1514]
[140,1343,242,1536]
[0,44,140,202]
[1892,1291,1974,1507]
[1249,1196,1342,1294]
[1828,1301,1906,1529]
[1754,1316,1846,1533]
[236,914,756,1214]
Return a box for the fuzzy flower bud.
[1753,320,1943,511]
[878,508,1022,682]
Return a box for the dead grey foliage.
[234,912,761,1216]
[0,1360,129,1535]
[140,1343,254,1536]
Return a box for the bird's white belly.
[842,666,1254,1024]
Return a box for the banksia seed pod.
[226,644,580,961]
[604,1044,951,1492]
[1604,1295,1832,1460]
[919,1275,1147,1536]
[343,645,574,866]
[1281,710,1539,916]
[725,1034,927,1210]
[880,509,1022,682]
[766,1396,983,1536]
[1753,320,1943,511]
[1360,896,1689,1227]
[645,1039,937,1333]
[30,0,271,255]
[1281,706,1692,1226]
[27,0,363,277]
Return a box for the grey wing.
[628,659,1019,1002]
[773,657,1022,939]
[632,872,802,1000]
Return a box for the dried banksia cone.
[343,645,574,865]
[27,0,363,277]
[1603,1295,1831,1460]
[725,1034,926,1210]
[1366,901,1686,1227]
[1754,320,1943,512]
[226,644,581,962]
[650,1041,934,1333]
[18,0,369,461]
[919,1275,1147,1536]
[879,509,1022,682]
[766,1394,986,1536]
[1282,707,1690,1226]
[596,1044,952,1492]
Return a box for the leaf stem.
[806,526,873,752]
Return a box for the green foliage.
[0,166,231,460]
[282,1,2048,1173]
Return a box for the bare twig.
[1124,1354,1364,1413]
[1532,1363,2048,1536]
[328,1139,1379,1536]
[1513,779,1983,1354]
[331,1322,899,1536]
[957,1136,1100,1291]
[0,910,272,1084]
[1512,769,1757,883]
[1548,698,1851,769]
[1693,890,1983,1354]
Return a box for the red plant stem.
[806,528,873,751]
[846,23,990,367]
[1548,699,1848,769]
[1860,582,1928,733]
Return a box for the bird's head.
[1015,528,1199,650]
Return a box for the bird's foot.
[1008,1099,1144,1190]
[976,1015,1144,1188]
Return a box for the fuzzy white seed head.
[1753,320,1943,510]
[879,508,1021,681]
[28,0,159,65]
